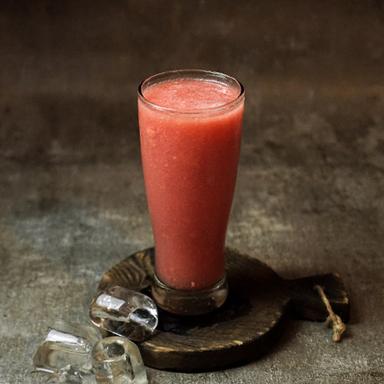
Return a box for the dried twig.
[314,285,346,342]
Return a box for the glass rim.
[137,69,245,115]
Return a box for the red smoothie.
[138,75,244,290]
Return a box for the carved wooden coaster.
[97,248,349,372]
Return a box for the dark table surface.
[0,1,383,383]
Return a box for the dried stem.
[314,285,346,342]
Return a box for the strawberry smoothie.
[138,71,244,291]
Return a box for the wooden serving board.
[96,248,349,372]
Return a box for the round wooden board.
[97,248,290,371]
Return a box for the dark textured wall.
[1,1,383,164]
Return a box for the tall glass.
[138,70,244,315]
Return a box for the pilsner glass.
[138,70,244,315]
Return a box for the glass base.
[151,274,228,316]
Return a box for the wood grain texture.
[97,247,350,372]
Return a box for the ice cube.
[90,286,158,341]
[92,336,148,384]
[40,366,95,383]
[33,321,101,382]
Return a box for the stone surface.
[0,1,383,383]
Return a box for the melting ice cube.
[90,286,158,342]
[92,336,148,384]
[33,321,101,381]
